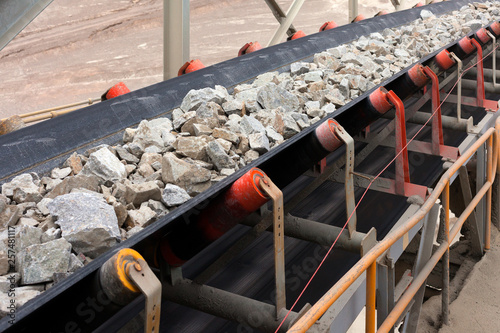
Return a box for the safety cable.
[274,42,500,333]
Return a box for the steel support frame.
[164,0,190,80]
[267,0,306,46]
[263,0,297,37]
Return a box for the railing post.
[366,262,377,333]
[486,136,493,250]
[441,183,450,325]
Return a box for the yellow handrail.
[288,117,500,332]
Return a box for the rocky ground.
[0,0,499,323]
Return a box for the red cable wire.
[274,43,500,333]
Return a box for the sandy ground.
[0,0,419,118]
[439,228,500,333]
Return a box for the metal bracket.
[128,258,162,333]
[258,175,286,318]
[470,38,498,111]
[334,124,357,237]
[486,30,499,88]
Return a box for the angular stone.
[180,86,228,112]
[0,288,40,318]
[2,174,42,203]
[324,89,346,107]
[234,87,259,102]
[161,184,191,207]
[0,252,8,275]
[240,115,266,136]
[181,103,221,135]
[304,71,323,83]
[132,120,165,151]
[125,206,157,228]
[51,167,72,179]
[222,98,245,116]
[17,226,43,251]
[81,148,126,183]
[126,226,143,239]
[41,228,61,243]
[0,273,20,293]
[257,83,300,113]
[124,181,161,206]
[17,238,72,284]
[161,153,211,187]
[48,193,120,258]
[244,100,262,113]
[192,123,213,136]
[144,200,168,216]
[115,146,140,164]
[282,114,301,139]
[206,141,236,171]
[184,181,211,196]
[123,128,137,143]
[216,138,232,153]
[175,136,208,161]
[290,61,310,76]
[265,126,284,143]
[0,205,20,229]
[68,253,84,272]
[339,78,350,99]
[173,111,196,130]
[464,19,482,31]
[244,150,260,163]
[248,133,270,153]
[113,202,128,227]
[18,217,39,227]
[212,128,240,145]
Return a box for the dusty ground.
[0,0,417,118]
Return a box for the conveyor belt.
[0,0,496,331]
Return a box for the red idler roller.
[238,41,262,56]
[476,27,491,44]
[315,119,343,152]
[319,21,338,31]
[351,14,365,23]
[374,10,388,17]
[161,168,270,266]
[102,82,130,101]
[412,2,424,7]
[368,87,393,114]
[435,49,456,71]
[287,30,306,41]
[407,63,429,88]
[489,21,500,36]
[178,59,205,76]
[458,36,476,55]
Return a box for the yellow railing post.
[366,262,376,333]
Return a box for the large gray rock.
[81,148,126,183]
[47,193,120,258]
[257,83,300,113]
[206,141,236,171]
[0,205,20,229]
[175,136,208,161]
[212,128,240,145]
[115,146,140,164]
[180,86,228,112]
[132,120,167,151]
[0,287,40,318]
[161,184,191,207]
[16,238,72,284]
[281,115,301,139]
[161,153,211,187]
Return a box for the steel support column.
[164,0,190,80]
[267,0,305,46]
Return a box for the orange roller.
[489,21,500,36]
[413,2,424,7]
[374,10,388,17]
[102,82,130,101]
[352,14,365,23]
[178,59,205,76]
[315,119,343,152]
[287,30,306,41]
[369,87,393,114]
[238,41,263,56]
[319,21,338,32]
[407,64,429,88]
[476,28,491,44]
[458,36,476,55]
[435,49,456,71]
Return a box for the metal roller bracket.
[334,124,357,237]
[258,176,286,318]
[128,259,162,333]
